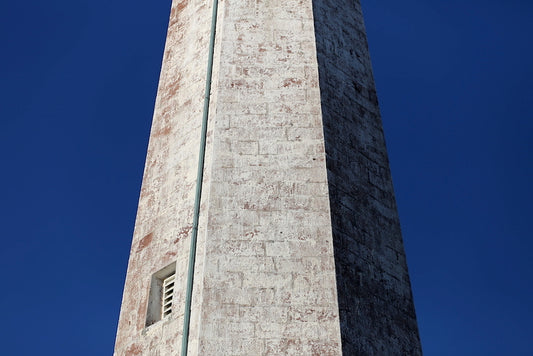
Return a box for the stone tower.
[114,0,422,354]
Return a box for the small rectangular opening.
[146,262,176,327]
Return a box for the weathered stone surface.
[113,0,213,353]
[194,0,342,353]
[312,0,422,354]
[114,0,421,354]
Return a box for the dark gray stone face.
[312,0,423,354]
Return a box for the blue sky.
[0,0,531,355]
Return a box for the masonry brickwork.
[114,0,421,354]
[312,0,421,354]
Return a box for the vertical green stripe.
[181,0,219,354]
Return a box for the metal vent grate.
[162,273,175,317]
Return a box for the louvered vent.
[162,273,175,317]
[146,262,176,327]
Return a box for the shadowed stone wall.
[312,0,422,354]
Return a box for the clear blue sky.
[1,0,531,355]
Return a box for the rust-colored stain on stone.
[126,344,142,356]
[154,125,171,137]
[244,228,259,239]
[169,8,178,27]
[136,299,146,331]
[282,78,303,87]
[164,251,177,258]
[166,77,181,98]
[176,0,188,13]
[137,232,153,252]
[174,225,192,244]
